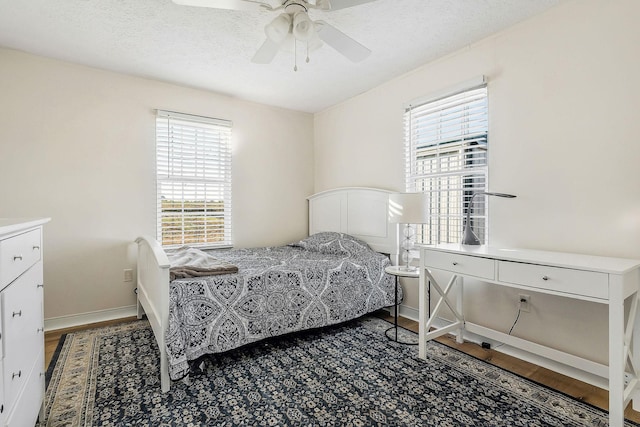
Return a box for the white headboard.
[308,187,398,261]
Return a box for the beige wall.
[314,0,640,363]
[0,48,314,322]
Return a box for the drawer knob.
[12,371,21,380]
[33,245,40,250]
[542,276,549,281]
[13,255,23,261]
[452,262,458,266]
[37,284,44,288]
[37,327,44,333]
[12,310,22,318]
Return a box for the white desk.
[418,244,640,425]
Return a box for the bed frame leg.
[161,376,170,393]
[160,351,170,392]
[136,300,143,320]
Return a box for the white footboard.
[135,236,171,392]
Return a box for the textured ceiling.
[0,0,563,113]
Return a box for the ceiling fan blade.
[321,0,378,11]
[171,0,270,11]
[315,21,370,62]
[251,38,281,64]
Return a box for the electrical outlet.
[518,294,530,312]
[123,269,133,282]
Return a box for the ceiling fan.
[172,0,377,70]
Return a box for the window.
[156,110,232,248]
[404,78,488,245]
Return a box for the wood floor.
[45,314,640,423]
[44,317,139,369]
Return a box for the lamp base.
[461,224,481,245]
[399,265,418,272]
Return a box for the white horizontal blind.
[156,110,232,248]
[405,83,488,245]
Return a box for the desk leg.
[421,270,465,344]
[609,281,625,425]
[456,276,464,344]
[428,279,431,318]
[419,267,427,359]
[633,289,640,411]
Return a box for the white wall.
[0,48,314,323]
[314,0,640,363]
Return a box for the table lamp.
[389,192,429,271]
[462,191,516,245]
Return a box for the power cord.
[493,300,524,349]
[507,305,523,335]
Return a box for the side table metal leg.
[395,275,399,341]
[385,268,417,346]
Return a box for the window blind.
[404,81,488,245]
[156,110,232,248]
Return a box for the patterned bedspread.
[166,232,400,380]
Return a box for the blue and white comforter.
[166,232,400,380]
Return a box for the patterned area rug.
[39,316,634,426]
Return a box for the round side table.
[384,265,419,345]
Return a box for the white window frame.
[404,76,489,245]
[155,110,232,248]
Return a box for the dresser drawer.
[0,228,42,289]
[5,348,44,427]
[424,251,495,280]
[497,261,609,300]
[2,262,44,412]
[0,365,5,427]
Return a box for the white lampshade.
[265,13,292,44]
[292,11,314,42]
[388,193,428,224]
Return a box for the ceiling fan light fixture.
[315,0,331,10]
[292,11,314,42]
[265,13,292,44]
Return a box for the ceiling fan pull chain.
[294,38,298,71]
[306,42,310,63]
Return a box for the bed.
[135,187,399,392]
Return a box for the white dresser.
[418,244,640,426]
[0,218,50,427]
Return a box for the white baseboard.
[383,304,419,323]
[45,305,138,332]
[399,305,418,322]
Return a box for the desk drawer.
[497,261,608,300]
[424,251,495,280]
[0,228,42,289]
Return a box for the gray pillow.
[289,232,371,256]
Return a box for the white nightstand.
[384,265,419,345]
